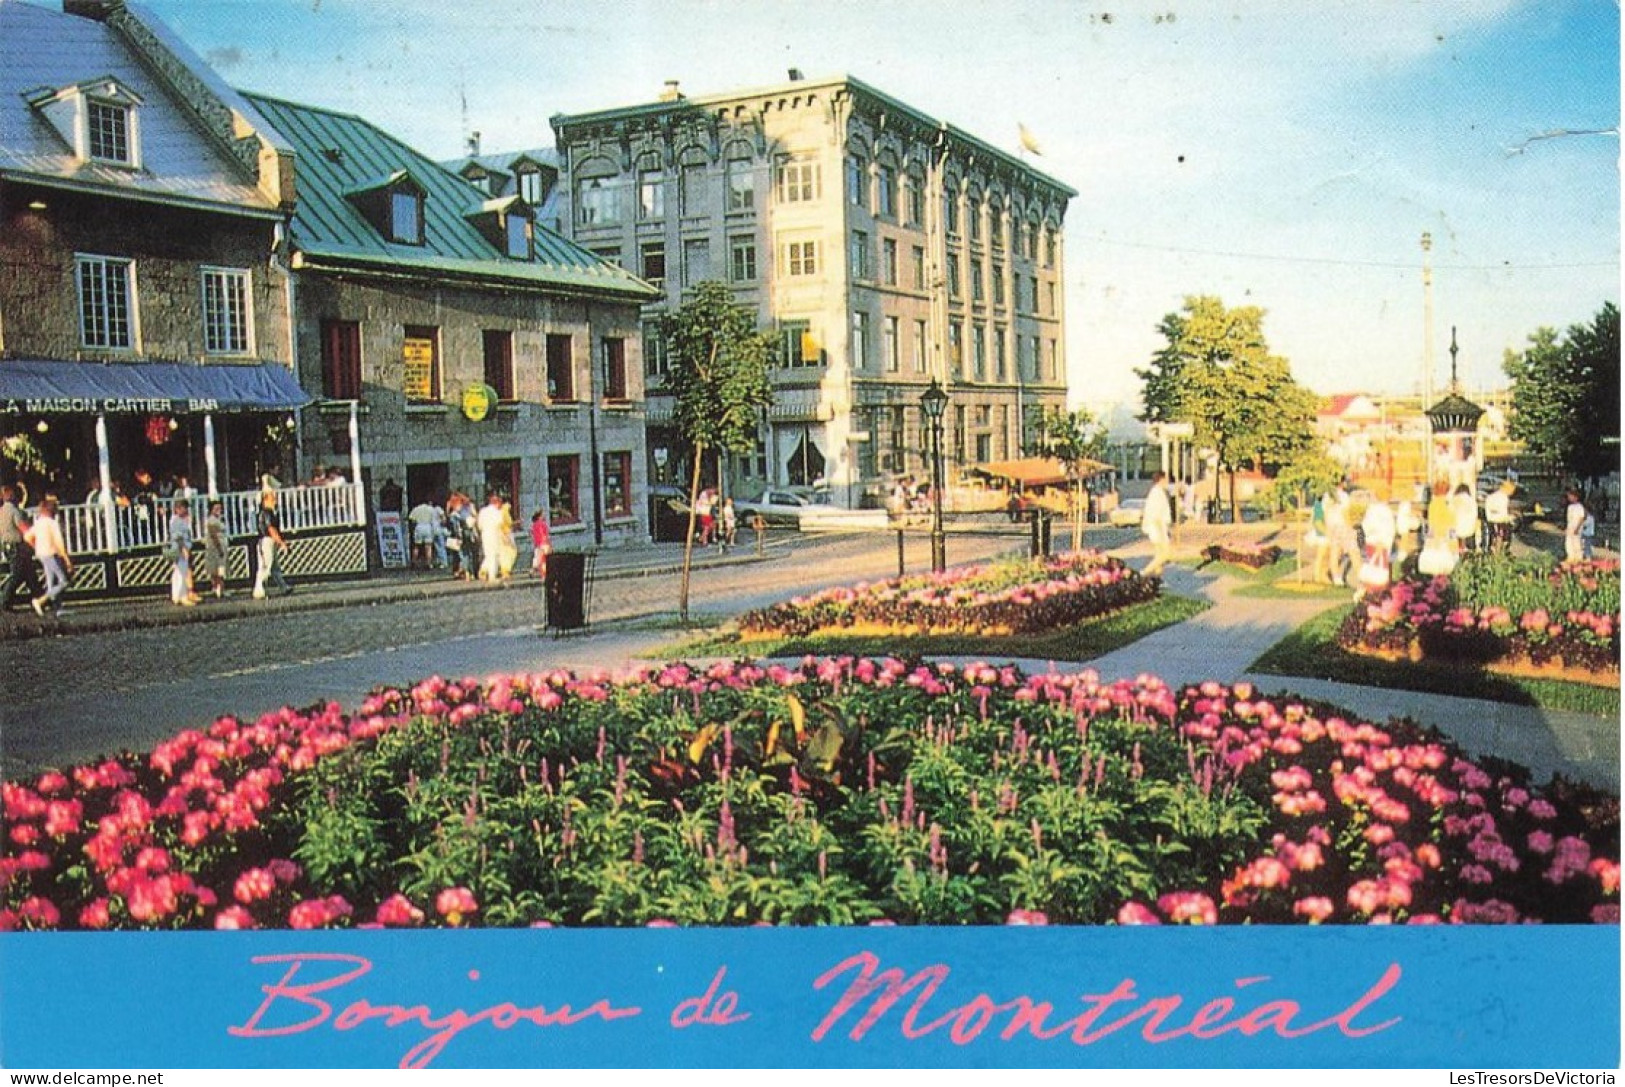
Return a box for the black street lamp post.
[920,379,949,572]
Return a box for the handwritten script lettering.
[810,951,1402,1046]
[228,953,643,1068]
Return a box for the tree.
[1029,406,1106,550]
[654,281,775,621]
[1503,302,1620,484]
[1136,296,1317,520]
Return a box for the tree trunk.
[1072,478,1084,555]
[678,440,705,624]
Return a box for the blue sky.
[140,0,1619,411]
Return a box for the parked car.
[735,488,890,531]
[1109,499,1145,527]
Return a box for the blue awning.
[0,359,311,413]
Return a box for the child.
[720,497,738,551]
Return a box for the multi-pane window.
[729,236,757,282]
[972,324,986,381]
[845,155,867,207]
[954,404,967,465]
[948,322,963,379]
[637,167,664,220]
[944,190,960,234]
[483,329,515,401]
[779,319,815,368]
[1047,282,1058,316]
[641,242,666,286]
[946,254,961,298]
[390,190,423,244]
[87,99,131,163]
[912,320,927,372]
[911,246,926,290]
[577,177,619,226]
[546,333,574,401]
[592,245,622,268]
[883,316,900,373]
[643,325,669,382]
[850,231,870,280]
[990,200,1004,252]
[1044,228,1057,268]
[200,267,250,354]
[994,327,1007,382]
[784,239,818,277]
[726,155,754,212]
[547,454,580,525]
[971,260,985,303]
[76,255,134,349]
[682,238,711,286]
[876,163,897,218]
[1047,338,1059,380]
[881,238,898,286]
[601,337,629,401]
[775,155,820,203]
[320,318,362,400]
[680,160,709,216]
[402,325,440,402]
[992,263,1004,306]
[967,194,982,243]
[851,311,871,371]
[603,451,632,517]
[906,172,925,226]
[518,168,544,206]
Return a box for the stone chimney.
[659,79,683,102]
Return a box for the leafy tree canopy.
[1503,301,1620,482]
[1030,406,1107,469]
[656,281,775,456]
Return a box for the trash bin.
[545,551,594,632]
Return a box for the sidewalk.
[0,537,778,643]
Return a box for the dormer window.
[390,190,423,244]
[86,98,130,163]
[26,76,144,169]
[505,213,531,259]
[346,170,428,245]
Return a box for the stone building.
[0,0,339,594]
[550,74,1075,506]
[243,92,659,551]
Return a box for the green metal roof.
[242,91,658,302]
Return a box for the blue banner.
[1,926,1617,1068]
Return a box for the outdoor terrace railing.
[55,483,366,556]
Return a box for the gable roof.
[241,92,656,302]
[0,0,281,216]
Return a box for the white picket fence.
[54,483,366,555]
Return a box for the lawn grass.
[653,592,1211,663]
[1251,607,1622,718]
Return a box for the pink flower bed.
[1,661,1616,930]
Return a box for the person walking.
[0,483,41,613]
[496,499,518,578]
[1483,479,1516,554]
[202,499,229,599]
[407,497,440,570]
[694,487,716,547]
[1451,483,1480,555]
[720,497,738,551]
[29,498,71,618]
[166,502,200,606]
[253,489,292,599]
[1141,471,1174,577]
[1564,489,1588,564]
[530,508,552,579]
[1419,480,1458,576]
[476,492,507,582]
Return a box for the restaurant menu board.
[403,337,436,402]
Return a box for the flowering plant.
[738,553,1158,638]
[3,659,1615,930]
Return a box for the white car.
[1109,499,1145,527]
[735,488,890,531]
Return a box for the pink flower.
[233,867,276,904]
[78,898,112,929]
[288,895,352,930]
[376,893,425,927]
[1116,901,1161,926]
[1005,909,1050,926]
[1293,897,1335,923]
[1590,858,1620,895]
[17,897,61,928]
[1157,891,1218,925]
[436,886,479,926]
[214,906,257,930]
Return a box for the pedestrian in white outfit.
[29,498,71,618]
[1142,471,1174,576]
